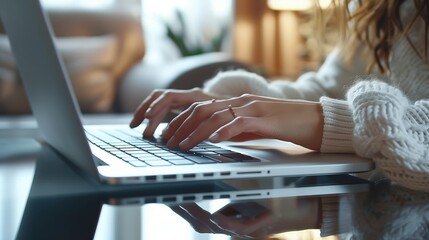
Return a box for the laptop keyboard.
[86,128,258,167]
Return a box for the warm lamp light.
[267,0,331,11]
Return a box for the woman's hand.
[170,197,322,239]
[129,88,218,137]
[162,94,324,151]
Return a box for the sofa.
[0,8,251,115]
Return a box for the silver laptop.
[0,0,374,186]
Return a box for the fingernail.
[161,126,169,135]
[179,138,190,149]
[144,108,152,117]
[209,132,219,142]
[166,136,176,148]
[161,129,169,141]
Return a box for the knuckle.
[233,117,252,132]
[152,89,165,96]
[189,102,200,109]
[248,100,264,113]
[239,93,256,103]
[234,116,246,125]
[210,111,224,123]
[221,125,234,135]
[161,90,174,99]
[192,104,207,117]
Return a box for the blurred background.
[0,0,337,114]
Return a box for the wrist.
[291,101,324,151]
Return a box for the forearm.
[203,49,368,101]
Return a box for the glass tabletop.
[1,116,429,240]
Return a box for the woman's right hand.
[129,88,218,137]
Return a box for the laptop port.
[183,196,196,201]
[203,195,214,200]
[145,176,157,181]
[144,197,157,203]
[163,175,177,180]
[183,173,196,178]
[237,171,261,175]
[162,196,177,202]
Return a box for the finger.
[228,132,265,142]
[166,102,222,148]
[161,102,201,141]
[165,98,252,148]
[176,108,235,150]
[209,117,259,143]
[147,89,216,137]
[208,104,261,143]
[143,107,171,137]
[143,91,188,137]
[170,204,217,233]
[143,90,185,119]
[162,97,221,140]
[129,90,163,128]
[131,88,207,128]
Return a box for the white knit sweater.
[203,1,429,192]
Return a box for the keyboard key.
[168,159,194,165]
[146,161,172,167]
[124,149,147,153]
[185,156,218,164]
[140,156,165,162]
[130,153,154,158]
[222,153,259,162]
[155,153,184,158]
[128,161,148,167]
[214,150,237,155]
[114,153,132,158]
[189,149,217,154]
[87,127,251,167]
[147,149,171,154]
[205,154,236,163]
[121,156,139,162]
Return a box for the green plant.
[165,10,228,56]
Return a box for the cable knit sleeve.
[203,48,368,100]
[321,80,429,192]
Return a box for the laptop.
[16,143,370,240]
[0,0,374,186]
[30,142,371,204]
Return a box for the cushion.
[0,34,118,113]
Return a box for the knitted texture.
[203,70,286,98]
[347,81,429,192]
[348,183,429,240]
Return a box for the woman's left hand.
[161,94,324,151]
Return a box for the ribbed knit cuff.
[319,96,355,153]
[319,196,352,237]
[319,196,340,237]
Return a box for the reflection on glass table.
[168,183,429,240]
[2,138,429,240]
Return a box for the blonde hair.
[318,0,429,74]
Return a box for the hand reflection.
[170,197,322,239]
